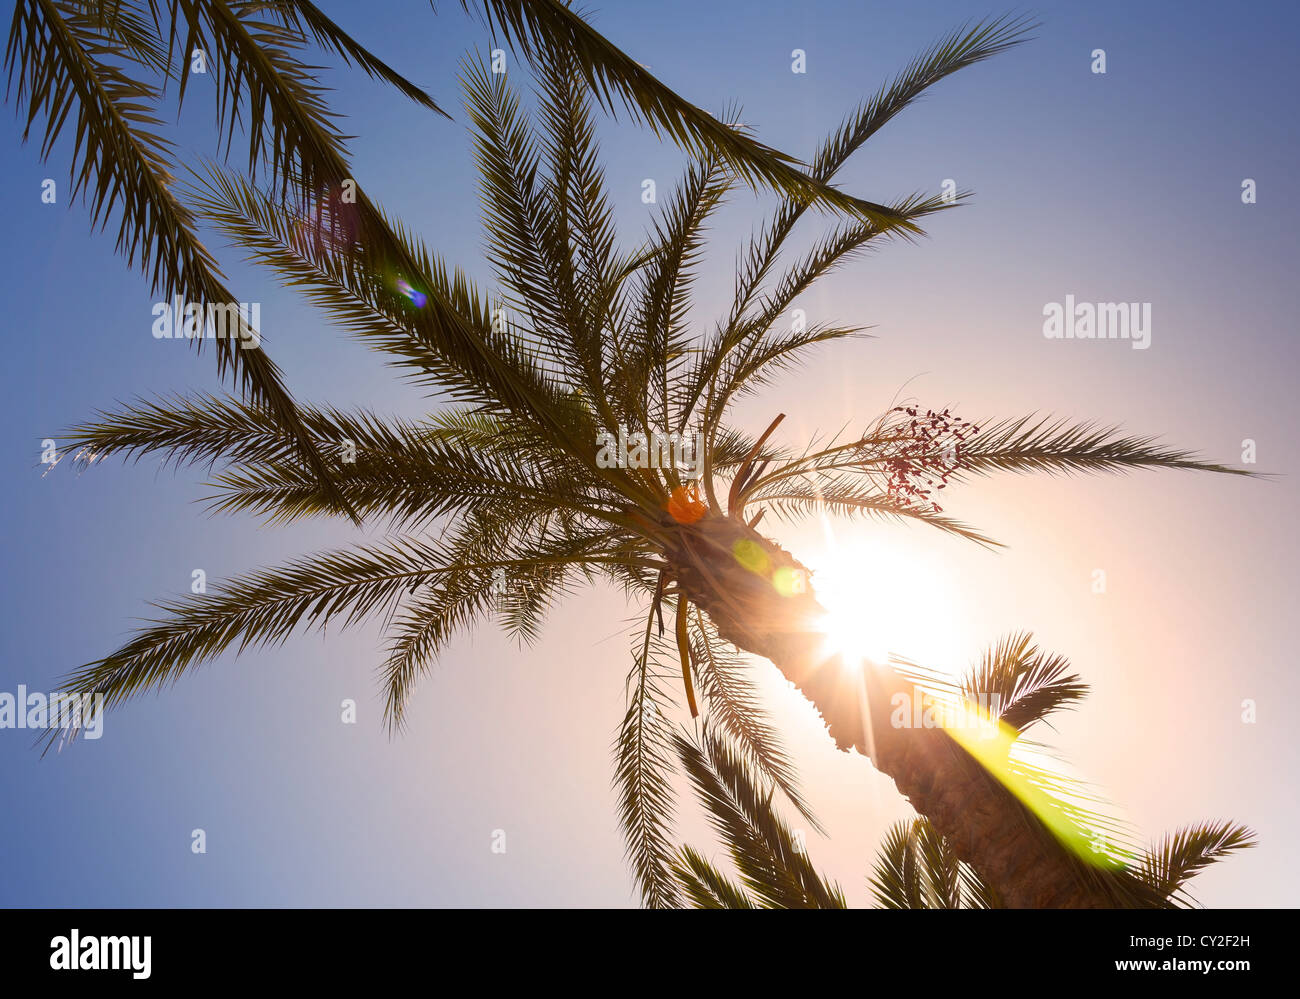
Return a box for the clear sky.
[1,0,1296,907]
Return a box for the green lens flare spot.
[731,539,769,576]
[772,566,808,597]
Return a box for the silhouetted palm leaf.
[1137,821,1256,908]
[672,726,845,908]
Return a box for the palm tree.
[9,0,983,510]
[671,637,1255,909]
[46,31,1251,908]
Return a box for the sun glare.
[806,524,970,677]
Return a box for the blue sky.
[1,0,1297,907]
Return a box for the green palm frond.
[959,863,1004,909]
[380,513,624,727]
[614,606,682,908]
[491,522,614,646]
[751,475,1001,548]
[6,0,252,395]
[738,191,953,339]
[77,0,170,69]
[189,165,536,399]
[203,428,603,529]
[62,391,309,471]
[67,523,639,715]
[677,193,953,435]
[263,0,450,117]
[682,11,1042,426]
[746,410,1253,502]
[699,321,866,427]
[1136,821,1256,908]
[673,726,845,908]
[811,16,1034,181]
[868,820,921,909]
[533,37,617,293]
[532,39,627,427]
[868,817,991,909]
[62,393,619,531]
[963,632,1088,733]
[70,5,602,490]
[734,408,1252,554]
[914,816,963,908]
[952,415,1258,479]
[670,845,755,909]
[468,0,1013,228]
[634,155,731,427]
[462,52,573,349]
[189,165,649,510]
[379,514,517,730]
[167,0,352,198]
[67,536,468,708]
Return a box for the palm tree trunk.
[664,514,1132,908]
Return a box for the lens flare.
[395,277,427,309]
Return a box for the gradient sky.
[2,0,1297,907]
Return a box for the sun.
[804,523,970,677]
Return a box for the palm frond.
[1136,821,1256,908]
[868,819,922,908]
[724,10,1034,326]
[752,475,1002,548]
[189,165,659,509]
[954,415,1256,479]
[469,0,946,229]
[379,513,625,727]
[263,0,450,117]
[678,193,952,433]
[670,845,754,909]
[672,726,845,908]
[167,0,350,197]
[65,536,466,707]
[61,393,620,532]
[685,13,1038,424]
[626,154,730,431]
[613,606,682,908]
[66,531,630,713]
[963,632,1088,733]
[869,817,988,908]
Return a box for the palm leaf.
[672,726,845,908]
[670,845,755,909]
[613,606,682,908]
[962,632,1088,733]
[1137,821,1256,908]
[469,0,962,229]
[264,0,450,117]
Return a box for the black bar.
[0,908,1279,985]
